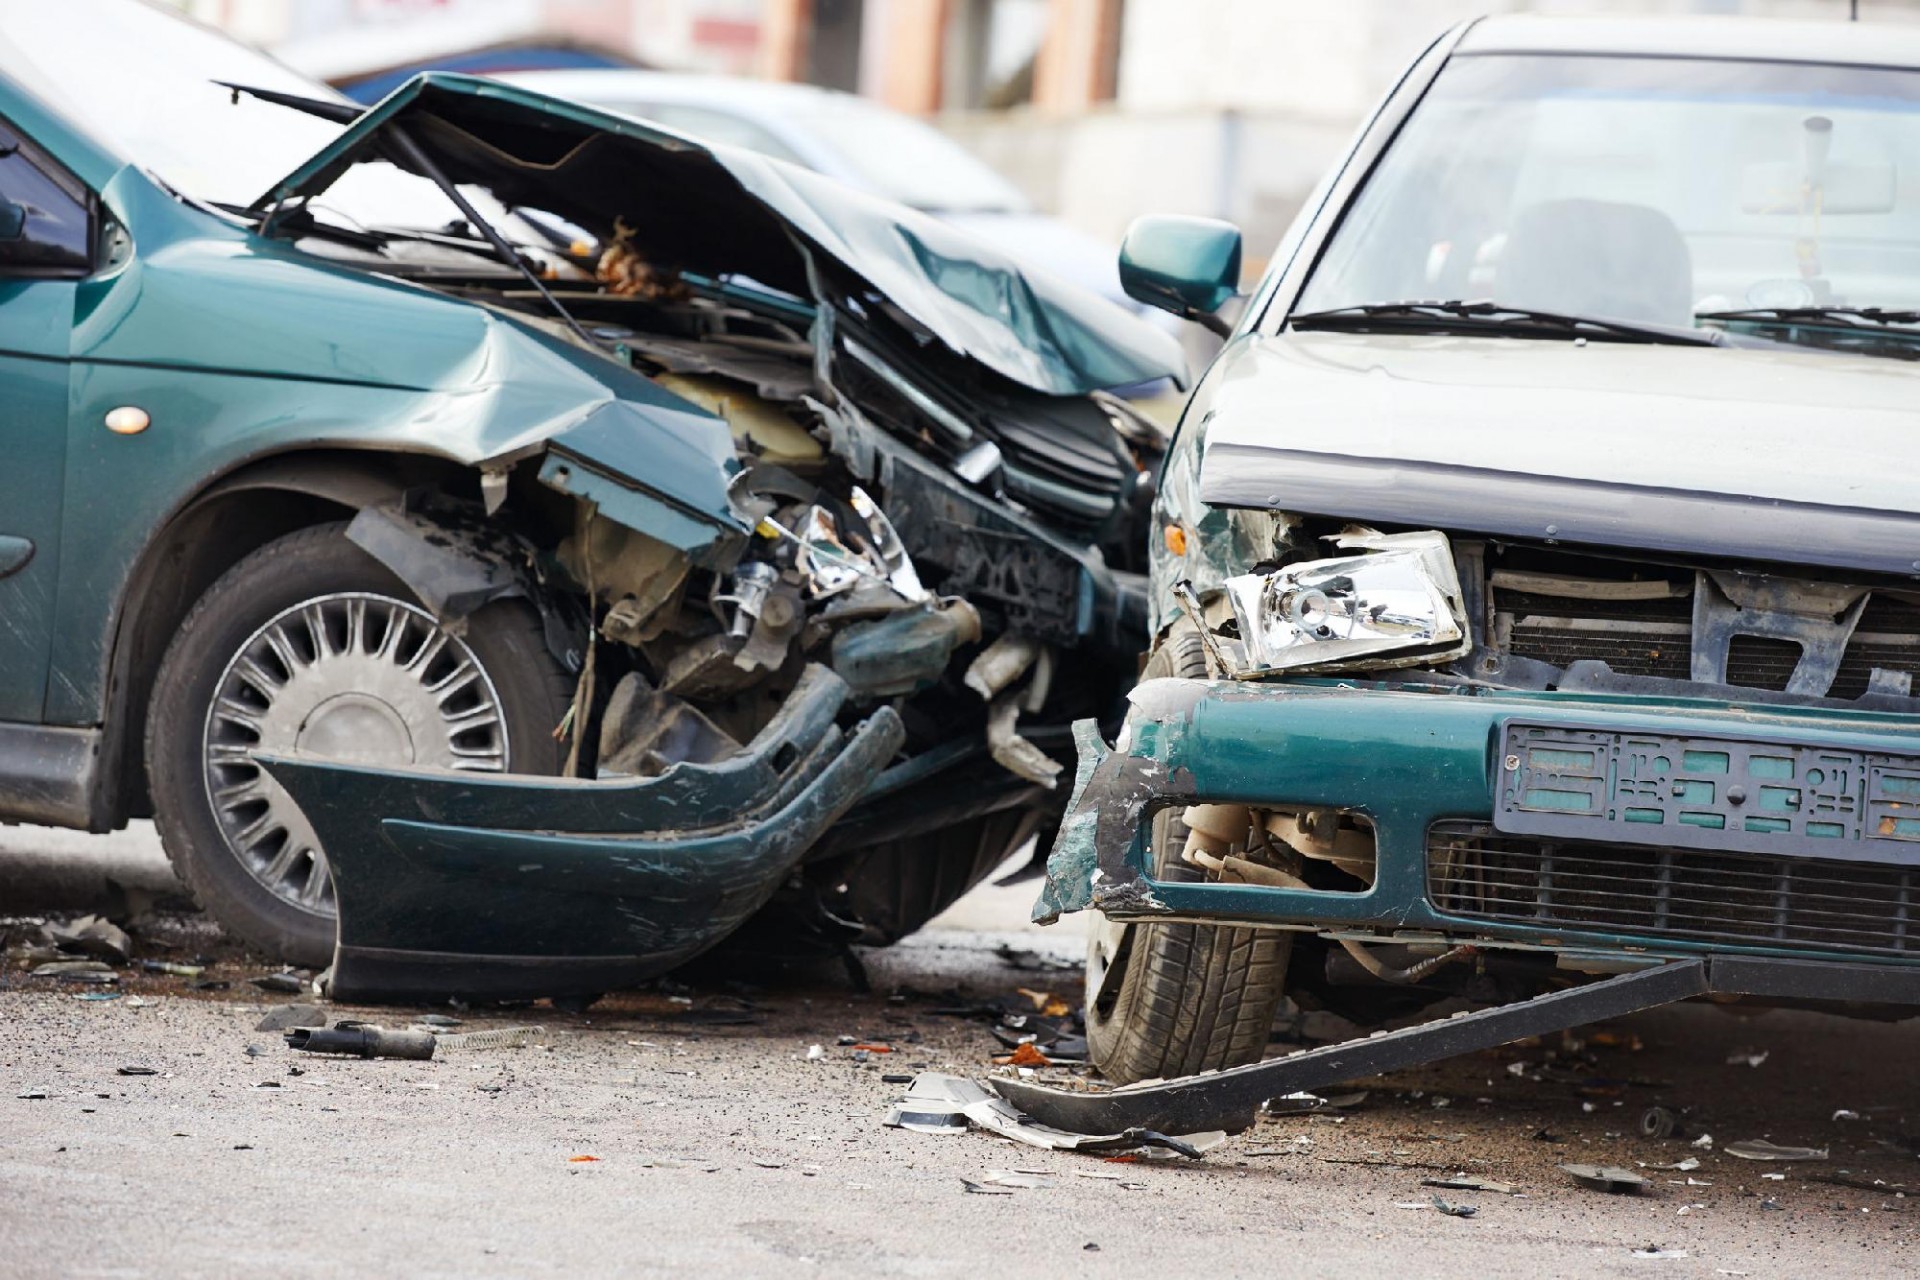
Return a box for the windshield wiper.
[1290,299,1723,347]
[1697,305,1920,330]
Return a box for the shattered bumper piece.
[884,1073,1224,1158]
[257,665,903,1004]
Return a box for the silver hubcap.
[201,592,510,912]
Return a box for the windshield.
[0,0,345,206]
[787,97,1031,215]
[1297,53,1920,332]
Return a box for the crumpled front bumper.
[258,665,902,1003]
[1036,676,1920,968]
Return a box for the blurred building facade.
[180,0,1920,259]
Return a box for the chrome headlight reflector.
[1221,530,1470,677]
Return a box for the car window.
[592,100,808,167]
[1298,54,1920,324]
[0,119,90,274]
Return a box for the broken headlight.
[1220,530,1469,677]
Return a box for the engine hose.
[1336,939,1478,986]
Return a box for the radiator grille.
[1499,588,1920,700]
[1427,820,1920,957]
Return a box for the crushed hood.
[255,73,1185,399]
[1199,331,1920,577]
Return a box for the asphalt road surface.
[4,823,1919,1278]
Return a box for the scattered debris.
[1726,1048,1769,1068]
[251,972,307,994]
[569,1155,599,1164]
[1643,1157,1700,1172]
[805,1044,826,1061]
[960,1179,1013,1195]
[254,1005,327,1033]
[1638,1105,1678,1139]
[1833,1109,1862,1122]
[1725,1140,1827,1162]
[1560,1164,1647,1194]
[285,1025,437,1061]
[979,1170,1054,1189]
[1261,1092,1328,1118]
[997,1043,1052,1068]
[45,915,131,965]
[1423,1176,1518,1195]
[881,1073,914,1085]
[1631,1246,1688,1259]
[31,959,116,982]
[140,960,204,977]
[1430,1196,1477,1218]
[1691,1133,1715,1150]
[885,1074,1223,1157]
[992,944,1076,974]
[16,1088,48,1100]
[115,1066,158,1077]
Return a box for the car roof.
[1459,14,1920,71]
[489,69,847,114]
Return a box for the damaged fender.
[255,665,901,1002]
[1032,704,1197,926]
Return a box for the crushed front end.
[1046,506,1920,1020]
[230,74,1182,997]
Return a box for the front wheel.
[145,522,574,966]
[1083,627,1293,1083]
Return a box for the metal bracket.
[989,959,1708,1135]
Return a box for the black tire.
[146,522,575,966]
[1084,628,1293,1083]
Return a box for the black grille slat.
[1429,821,1920,957]
[1496,575,1920,700]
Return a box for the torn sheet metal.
[1033,718,1189,925]
[256,665,902,1003]
[884,1073,1224,1158]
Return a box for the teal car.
[1043,15,1920,1084]
[0,2,1184,994]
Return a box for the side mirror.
[1119,215,1242,336]
[0,200,25,241]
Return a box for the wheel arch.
[97,448,482,828]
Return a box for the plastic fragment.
[255,1004,327,1032]
[1424,1176,1517,1195]
[45,915,132,965]
[1560,1164,1646,1193]
[1725,1139,1828,1162]
[960,1179,1013,1195]
[1726,1048,1769,1068]
[1632,1246,1688,1259]
[1431,1196,1477,1218]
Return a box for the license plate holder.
[1493,721,1920,864]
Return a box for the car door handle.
[0,535,32,579]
